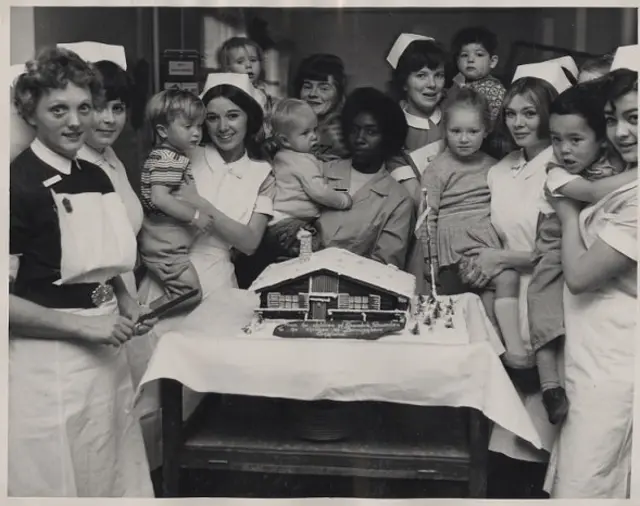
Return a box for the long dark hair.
[201,84,265,160]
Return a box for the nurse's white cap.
[611,44,639,72]
[200,72,260,105]
[57,41,127,70]
[511,60,573,94]
[547,55,579,79]
[387,33,436,69]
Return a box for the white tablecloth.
[137,289,542,450]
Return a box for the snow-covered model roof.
[249,247,416,299]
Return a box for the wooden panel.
[180,397,473,484]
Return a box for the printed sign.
[168,61,195,76]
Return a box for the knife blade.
[137,288,200,323]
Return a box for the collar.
[78,144,118,170]
[325,159,390,197]
[205,145,249,179]
[510,146,553,178]
[453,73,467,86]
[31,138,74,175]
[402,105,442,130]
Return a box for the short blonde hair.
[270,98,315,137]
[145,88,205,144]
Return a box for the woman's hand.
[79,314,137,346]
[117,293,158,336]
[459,256,489,289]
[461,248,506,288]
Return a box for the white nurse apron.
[8,167,153,497]
[78,144,163,470]
[544,182,637,498]
[487,148,559,463]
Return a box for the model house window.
[267,292,281,308]
[349,296,369,310]
[281,295,300,308]
[369,295,381,310]
[298,293,309,308]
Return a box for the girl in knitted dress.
[421,87,523,367]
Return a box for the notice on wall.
[161,50,200,94]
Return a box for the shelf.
[177,395,474,482]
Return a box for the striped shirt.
[140,146,194,216]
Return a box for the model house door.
[311,300,327,320]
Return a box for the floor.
[152,452,549,499]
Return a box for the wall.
[251,7,636,93]
[10,7,35,65]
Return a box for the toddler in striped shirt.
[139,88,212,314]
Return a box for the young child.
[218,36,276,117]
[529,82,636,425]
[420,87,524,368]
[577,53,614,83]
[451,26,506,126]
[264,98,352,257]
[138,88,213,313]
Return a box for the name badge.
[42,175,62,188]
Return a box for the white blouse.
[188,145,274,251]
[487,146,554,252]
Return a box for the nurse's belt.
[200,72,261,107]
[387,33,435,69]
[57,41,127,70]
[547,55,579,79]
[512,60,573,94]
[611,45,640,72]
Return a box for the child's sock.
[495,297,532,368]
[536,342,561,391]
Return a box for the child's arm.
[553,168,637,204]
[150,185,198,222]
[150,185,213,233]
[295,159,352,210]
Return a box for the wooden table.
[160,379,491,498]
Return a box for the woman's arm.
[205,209,270,256]
[202,173,276,256]
[556,168,637,204]
[371,196,416,269]
[555,197,636,294]
[9,294,135,345]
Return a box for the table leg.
[468,408,490,498]
[161,378,183,497]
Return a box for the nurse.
[61,41,163,472]
[462,60,572,496]
[385,33,448,203]
[544,58,638,498]
[9,46,155,496]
